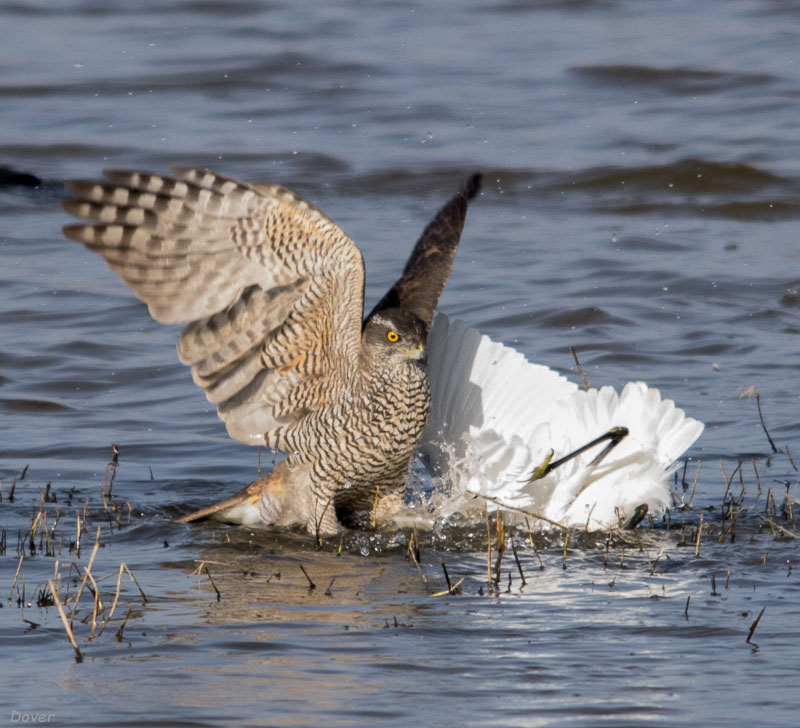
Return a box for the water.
[2,1,800,725]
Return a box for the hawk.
[62,167,481,534]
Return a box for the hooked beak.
[400,341,427,365]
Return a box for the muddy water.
[2,1,800,726]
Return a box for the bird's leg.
[526,426,629,483]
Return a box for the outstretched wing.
[421,314,704,529]
[366,173,481,331]
[61,167,365,450]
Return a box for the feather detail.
[421,313,704,530]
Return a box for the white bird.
[419,313,704,531]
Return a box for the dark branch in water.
[511,541,527,586]
[104,444,119,497]
[742,386,778,454]
[204,567,221,601]
[746,606,766,645]
[299,564,316,590]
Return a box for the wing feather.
[367,173,481,331]
[62,167,365,450]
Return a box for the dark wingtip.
[462,173,482,201]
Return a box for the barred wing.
[61,167,365,449]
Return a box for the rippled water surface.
[2,1,800,726]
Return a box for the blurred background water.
[1,1,799,726]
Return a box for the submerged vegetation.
[2,395,797,663]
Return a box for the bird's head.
[362,309,427,368]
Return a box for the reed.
[485,503,493,594]
[441,561,452,592]
[739,385,776,453]
[511,542,527,586]
[70,526,102,627]
[786,444,797,471]
[752,458,762,495]
[9,554,23,602]
[746,606,766,645]
[759,515,798,539]
[694,513,704,558]
[687,458,702,508]
[492,511,505,584]
[204,566,221,601]
[432,561,463,596]
[49,578,82,663]
[115,606,133,643]
[430,576,464,598]
[299,564,316,590]
[570,345,591,391]
[480,493,568,531]
[406,529,427,585]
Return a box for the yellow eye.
[386,330,399,343]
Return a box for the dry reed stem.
[719,460,731,504]
[687,458,702,507]
[189,559,230,576]
[751,458,762,494]
[49,578,82,662]
[9,554,24,601]
[570,346,591,391]
[430,577,465,598]
[122,563,148,603]
[407,530,427,585]
[95,562,147,635]
[479,494,569,531]
[786,445,798,471]
[90,575,101,637]
[115,606,133,643]
[493,512,505,582]
[694,513,704,558]
[784,492,795,528]
[648,547,666,575]
[719,507,744,542]
[758,514,799,539]
[69,526,102,626]
[485,504,492,595]
[96,563,126,636]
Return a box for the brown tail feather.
[175,464,286,524]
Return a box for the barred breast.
[298,358,431,523]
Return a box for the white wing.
[420,313,704,529]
